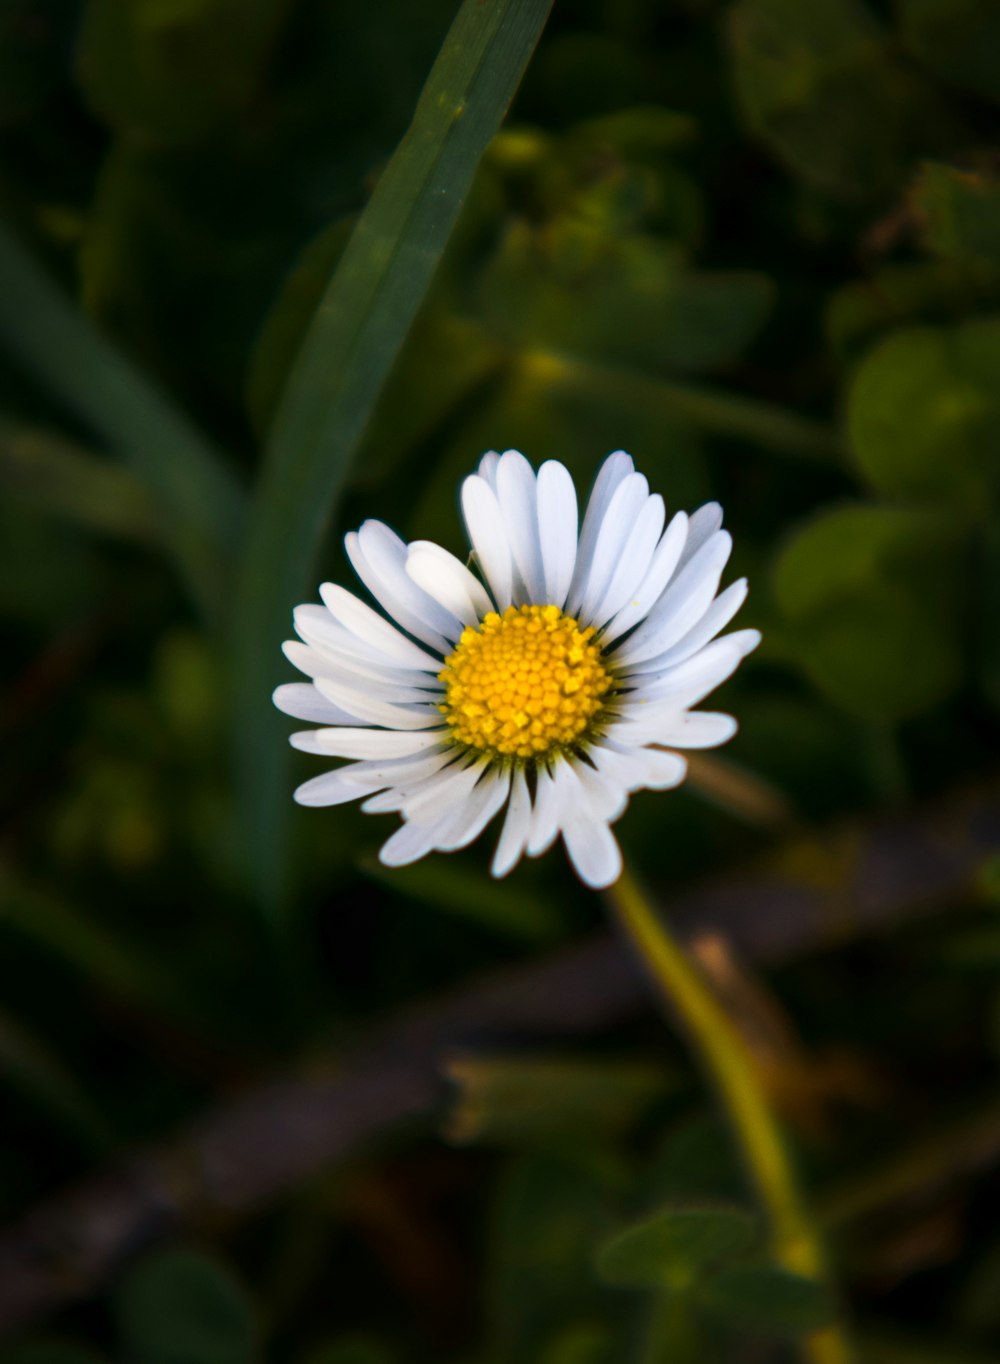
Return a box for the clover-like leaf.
[697,1265,837,1337]
[595,1205,758,1288]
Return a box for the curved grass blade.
[233,0,554,910]
[0,417,156,544]
[0,222,244,615]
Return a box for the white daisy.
[274,450,759,889]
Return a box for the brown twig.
[0,780,998,1334]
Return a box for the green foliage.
[849,318,1000,510]
[0,223,243,616]
[297,1340,394,1364]
[696,1265,836,1336]
[895,0,1000,103]
[595,1205,758,1288]
[114,1250,258,1364]
[4,0,1000,1360]
[916,162,1000,275]
[728,0,924,198]
[445,1054,676,1147]
[772,504,963,719]
[0,1347,108,1364]
[77,0,288,144]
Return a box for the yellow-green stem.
[605,866,855,1364]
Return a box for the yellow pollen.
[438,604,612,759]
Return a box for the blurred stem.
[604,867,855,1364]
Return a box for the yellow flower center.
[438,604,612,759]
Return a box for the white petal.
[406,542,493,624]
[496,450,545,603]
[587,491,665,627]
[288,624,436,692]
[314,670,439,708]
[294,768,381,807]
[478,450,501,489]
[344,747,458,789]
[378,819,444,867]
[623,637,746,709]
[624,580,748,675]
[348,521,462,650]
[591,739,688,791]
[676,501,723,572]
[645,711,739,749]
[612,531,733,667]
[575,473,651,623]
[566,451,635,613]
[461,475,513,610]
[319,583,442,670]
[292,728,446,760]
[273,682,360,725]
[437,766,511,851]
[568,756,628,822]
[601,510,689,645]
[492,765,532,877]
[537,460,578,608]
[402,754,487,822]
[526,762,563,857]
[313,678,444,730]
[561,815,623,889]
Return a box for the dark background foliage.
[2,0,1000,1360]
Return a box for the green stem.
[604,866,855,1364]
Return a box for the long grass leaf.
[0,417,156,543]
[233,0,554,909]
[0,222,244,613]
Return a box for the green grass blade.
[233,0,554,910]
[0,222,244,613]
[0,417,156,543]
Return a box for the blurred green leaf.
[0,871,204,1031]
[232,0,554,910]
[481,223,773,376]
[915,163,1000,275]
[537,1324,614,1364]
[489,1154,619,1363]
[0,0,78,127]
[695,1265,836,1337]
[848,318,1000,510]
[978,521,1000,712]
[77,0,288,143]
[0,222,244,614]
[445,1054,676,1148]
[297,1340,393,1364]
[641,1116,745,1208]
[773,504,963,719]
[595,1205,758,1289]
[0,502,101,625]
[728,0,920,197]
[0,1004,112,1151]
[114,1249,258,1364]
[825,261,988,363]
[0,417,155,543]
[245,219,353,438]
[641,1294,706,1364]
[895,0,1000,105]
[361,854,564,943]
[0,1344,108,1364]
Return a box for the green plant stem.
[604,866,855,1364]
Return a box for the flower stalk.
[604,866,856,1364]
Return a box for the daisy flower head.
[274,450,759,890]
